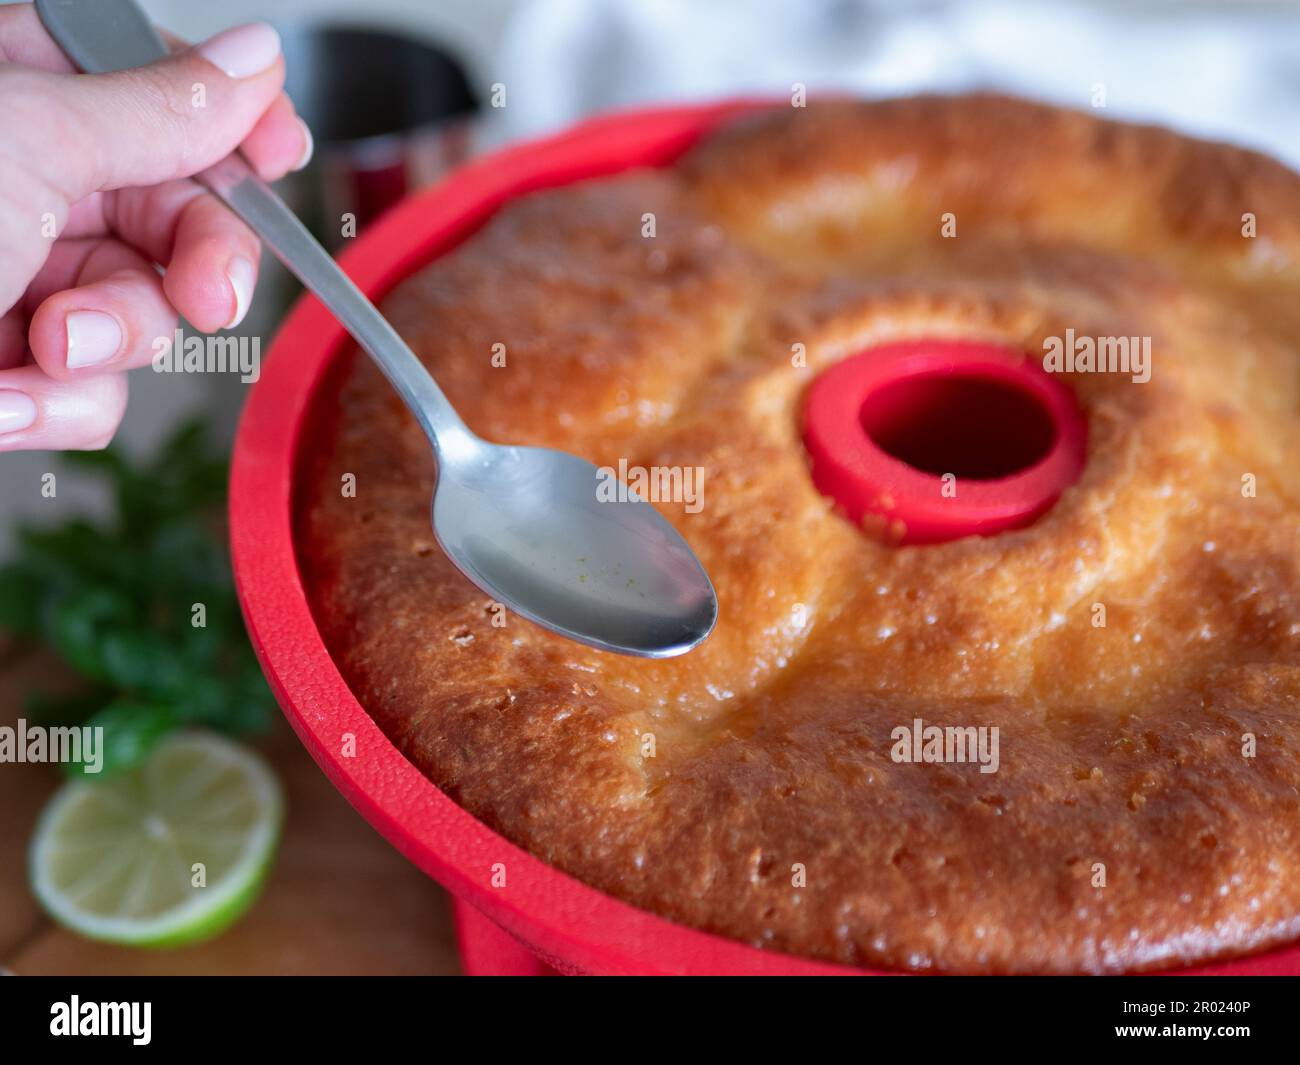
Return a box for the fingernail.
[293,118,314,171]
[0,390,37,435]
[65,310,123,369]
[225,256,256,329]
[196,22,281,79]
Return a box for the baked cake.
[296,96,1300,973]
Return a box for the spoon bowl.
[432,443,717,657]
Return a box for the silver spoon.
[36,0,717,658]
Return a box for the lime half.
[29,731,283,947]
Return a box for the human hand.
[0,5,311,451]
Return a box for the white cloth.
[486,0,1300,168]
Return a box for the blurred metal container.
[278,24,479,247]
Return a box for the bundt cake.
[297,96,1300,973]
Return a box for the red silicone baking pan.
[229,99,1300,976]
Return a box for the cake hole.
[859,374,1057,480]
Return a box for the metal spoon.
[36,0,717,658]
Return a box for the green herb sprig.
[0,418,274,778]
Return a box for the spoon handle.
[35,0,476,458]
[200,157,475,456]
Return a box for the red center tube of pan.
[801,339,1087,545]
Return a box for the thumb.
[23,22,284,203]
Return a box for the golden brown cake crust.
[296,96,1300,973]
